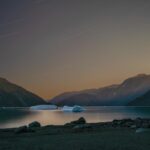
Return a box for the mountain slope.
[0,78,46,107]
[50,74,150,106]
[128,90,150,106]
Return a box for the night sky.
[0,0,150,99]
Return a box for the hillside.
[50,74,150,106]
[0,78,46,107]
[128,90,150,106]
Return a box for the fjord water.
[0,107,150,129]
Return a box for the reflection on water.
[0,106,150,128]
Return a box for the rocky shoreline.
[1,117,150,150]
[1,117,150,134]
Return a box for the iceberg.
[30,105,57,110]
[62,105,85,112]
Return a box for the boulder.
[74,124,92,129]
[71,117,86,125]
[28,121,41,128]
[73,124,92,132]
[135,118,143,128]
[135,128,150,133]
[64,117,86,127]
[14,126,28,134]
[112,120,122,126]
[142,122,150,128]
[112,119,134,127]
[130,125,136,129]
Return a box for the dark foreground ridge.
[0,118,150,150]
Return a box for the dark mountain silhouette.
[128,90,150,106]
[0,78,46,107]
[50,74,150,106]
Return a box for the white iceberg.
[30,105,57,110]
[62,105,85,112]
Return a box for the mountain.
[128,90,150,106]
[50,74,150,106]
[0,78,46,107]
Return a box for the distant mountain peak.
[121,74,150,85]
[135,74,149,77]
[50,73,150,106]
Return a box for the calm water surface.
[0,106,150,128]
